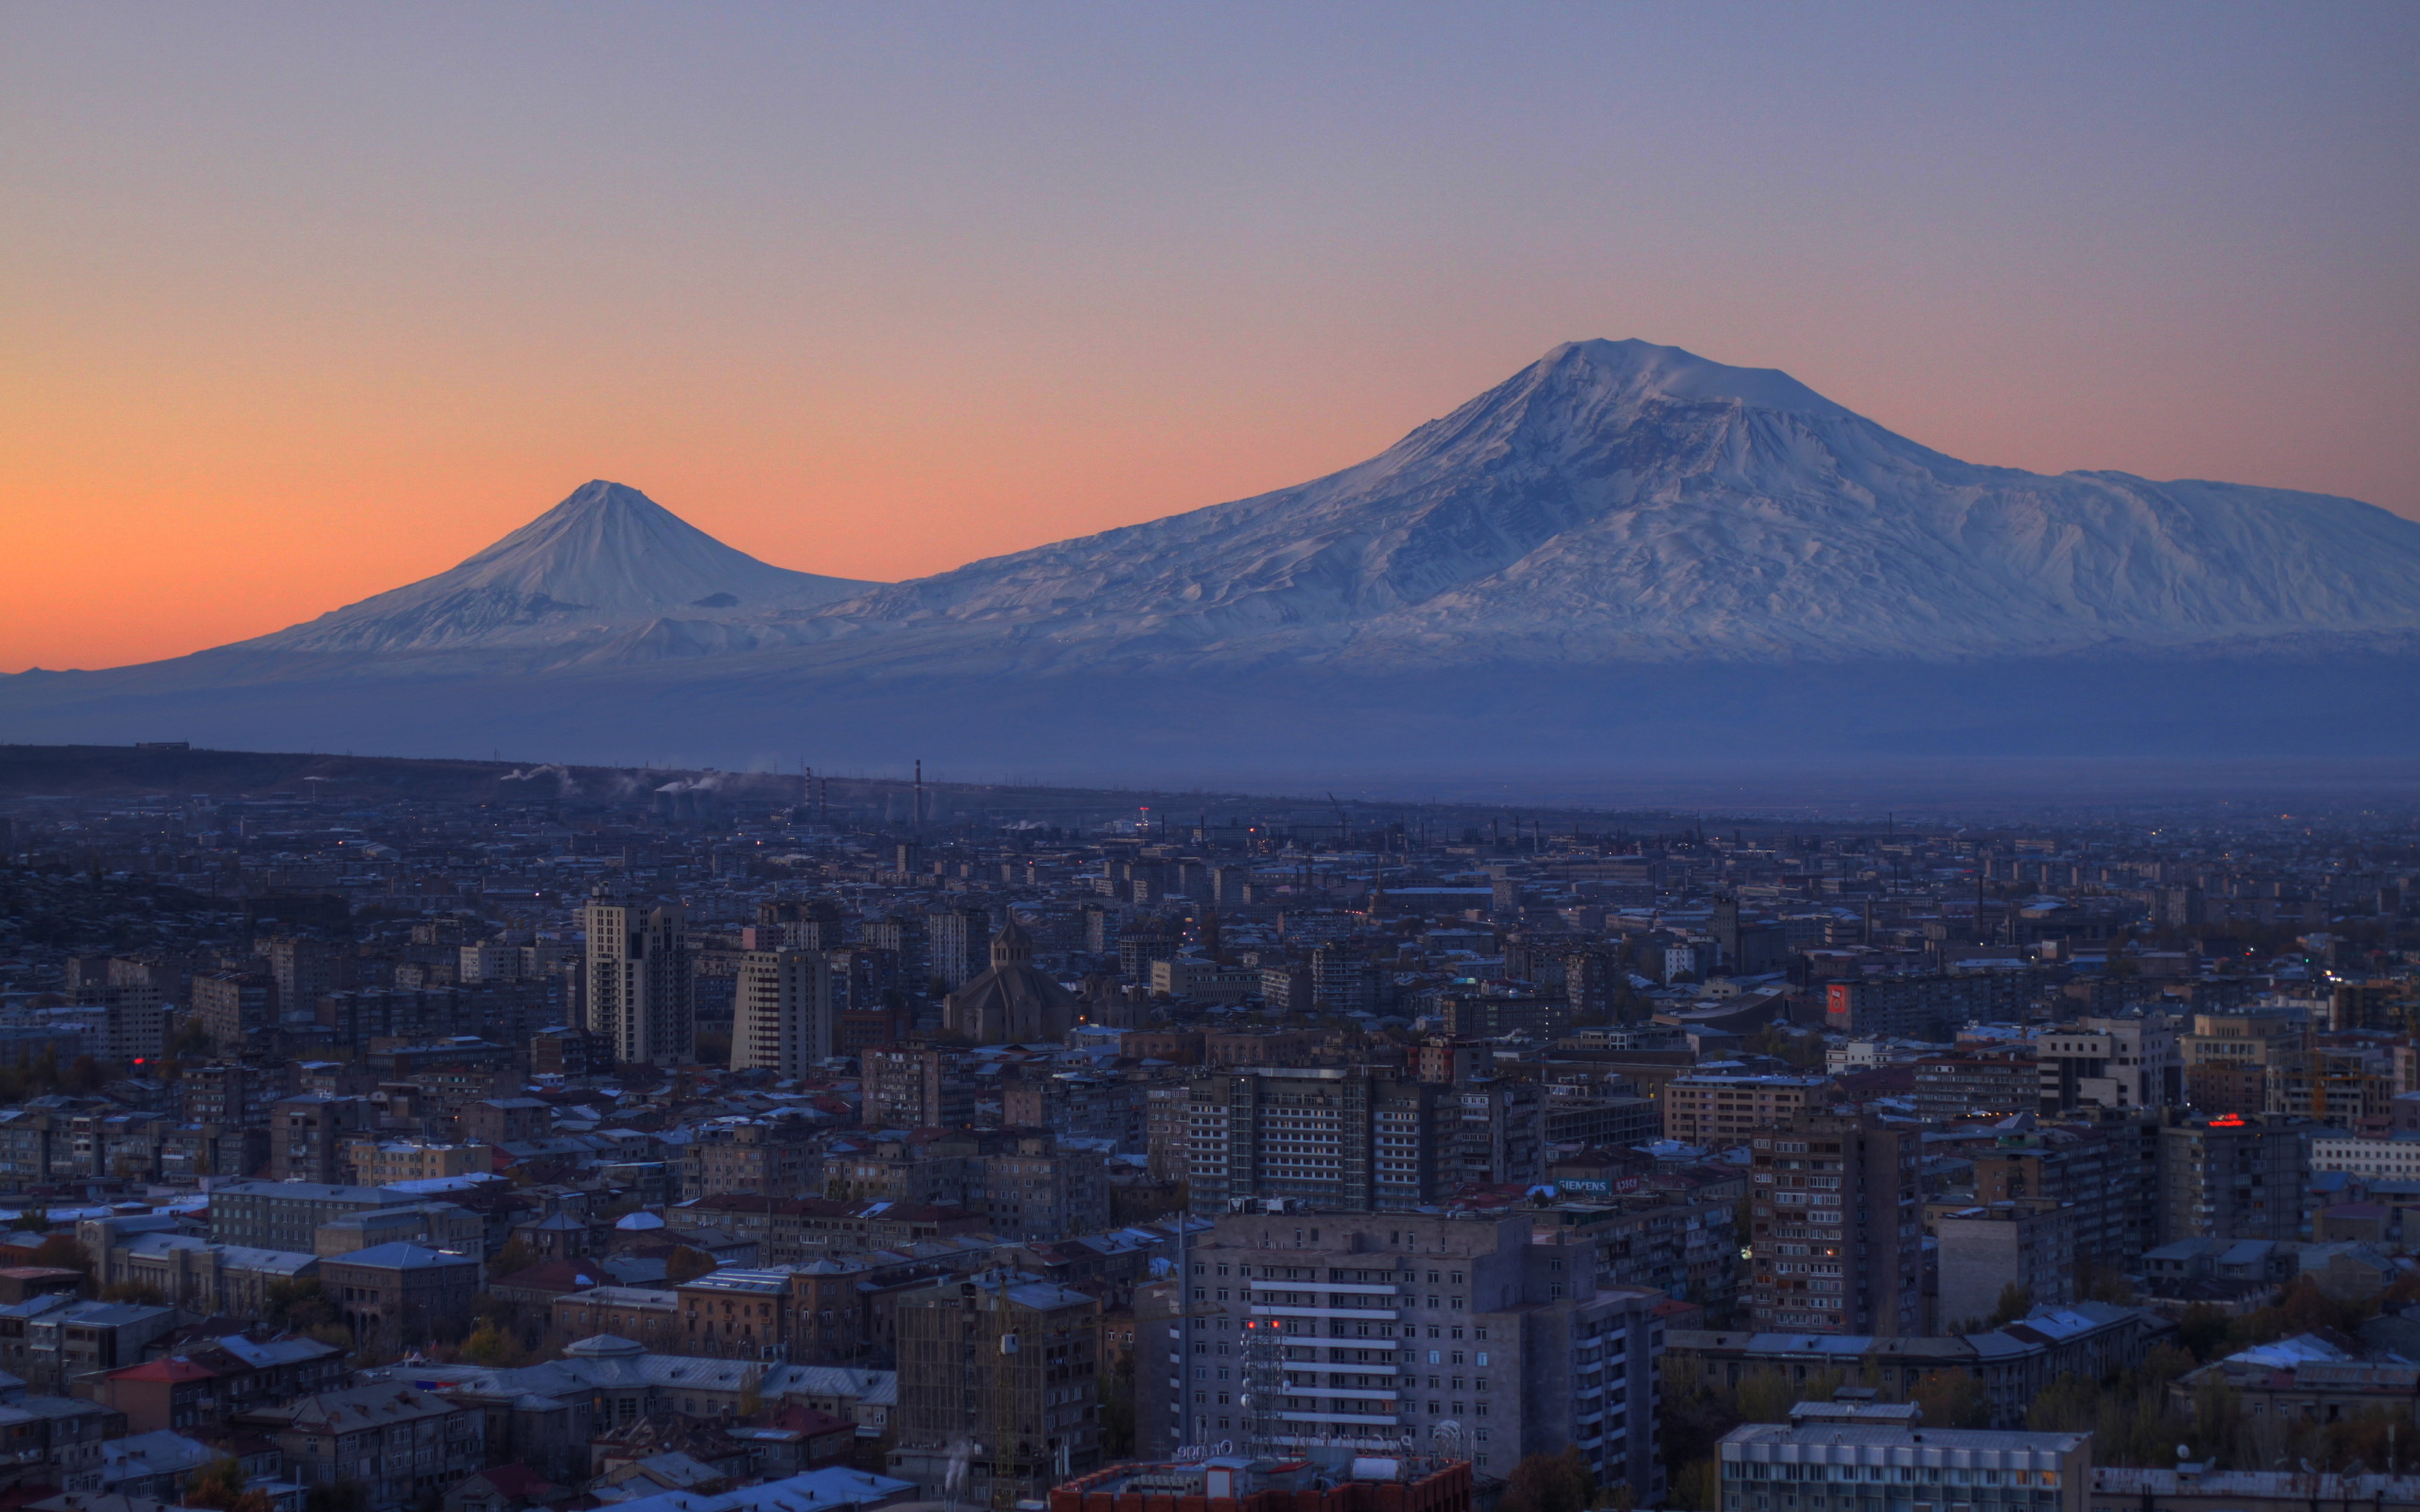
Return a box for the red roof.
[107,1356,219,1383]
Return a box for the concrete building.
[269,1093,375,1184]
[208,1180,425,1253]
[888,1270,1101,1505]
[863,1043,971,1131]
[1968,1112,2161,1279]
[1180,1066,1540,1211]
[2157,1111,2310,1245]
[731,949,831,1078]
[1139,1209,1665,1496]
[981,1137,1109,1242]
[1746,1111,1922,1336]
[1663,1074,1828,1144]
[1935,1200,2076,1330]
[318,1243,481,1352]
[262,1383,484,1512]
[191,971,276,1055]
[2038,1015,2183,1114]
[81,1222,319,1317]
[582,890,694,1068]
[1718,1400,2091,1512]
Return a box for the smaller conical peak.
[1530,338,1853,420]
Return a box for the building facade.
[582,891,694,1067]
[1746,1112,1922,1336]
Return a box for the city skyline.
[7,3,2418,672]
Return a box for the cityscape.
[8,6,2416,1512]
[0,748,2413,1512]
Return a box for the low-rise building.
[319,1244,480,1351]
[257,1383,484,1512]
[1720,1400,2091,1512]
[1667,1302,2169,1429]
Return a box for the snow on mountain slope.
[251,480,875,655]
[810,339,2420,663]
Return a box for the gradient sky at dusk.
[5,2,2416,672]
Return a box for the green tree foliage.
[265,1275,343,1333]
[1910,1371,1991,1430]
[186,1457,276,1512]
[1986,1283,2033,1329]
[29,1234,91,1286]
[485,1238,538,1281]
[459,1319,525,1367]
[100,1280,166,1305]
[2173,1302,2233,1363]
[1659,1363,1844,1511]
[1502,1446,1597,1512]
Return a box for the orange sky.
[5,4,2415,672]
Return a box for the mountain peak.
[1529,338,1854,419]
[248,480,877,654]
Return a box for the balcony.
[1282,1385,1401,1400]
[1251,1304,1398,1320]
[1278,1410,1401,1426]
[1249,1280,1400,1296]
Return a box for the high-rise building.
[1745,1111,1921,1335]
[269,1093,375,1184]
[864,1042,972,1129]
[2157,1110,2310,1244]
[1970,1110,2160,1277]
[925,905,992,989]
[731,949,831,1077]
[1181,1066,1539,1211]
[2037,1013,2182,1113]
[1139,1210,1665,1494]
[888,1271,1102,1504]
[581,889,693,1067]
[192,971,277,1054]
[268,936,343,1009]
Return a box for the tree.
[486,1238,538,1281]
[2174,1302,2232,1363]
[266,1274,343,1333]
[1910,1370,1990,1430]
[187,1457,247,1510]
[460,1319,525,1367]
[1502,1447,1596,1512]
[101,1280,166,1306]
[665,1246,716,1285]
[29,1234,91,1287]
[1986,1283,2033,1329]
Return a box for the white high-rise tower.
[581,886,694,1067]
[732,949,832,1077]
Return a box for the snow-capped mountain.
[8,340,2420,779]
[250,479,873,656]
[811,339,2420,664]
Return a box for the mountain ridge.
[8,337,2419,779]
